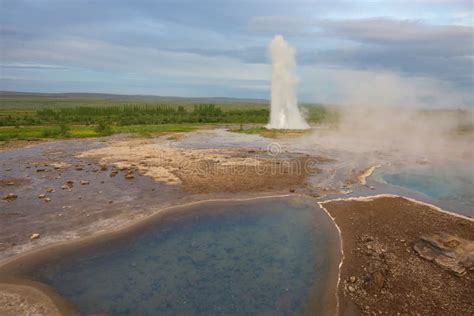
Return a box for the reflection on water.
[31,198,338,315]
[375,163,474,215]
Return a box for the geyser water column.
[266,35,310,130]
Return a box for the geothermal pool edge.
[0,194,341,316]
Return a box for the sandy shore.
[320,195,474,315]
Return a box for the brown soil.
[79,139,324,193]
[0,139,50,151]
[320,196,474,315]
[0,178,32,187]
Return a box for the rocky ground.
[0,132,340,262]
[78,138,327,193]
[2,129,472,315]
[321,196,474,315]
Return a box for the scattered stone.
[125,173,134,179]
[36,168,46,172]
[38,194,46,199]
[61,185,69,190]
[414,233,474,276]
[109,200,113,204]
[348,285,356,293]
[46,188,55,193]
[371,271,385,290]
[30,233,40,240]
[80,180,90,185]
[3,193,17,201]
[66,180,74,187]
[44,197,51,202]
[6,181,15,186]
[289,189,295,193]
[110,170,118,177]
[350,276,357,283]
[5,168,11,171]
[100,165,108,171]
[75,166,83,171]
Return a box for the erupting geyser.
[266,35,309,130]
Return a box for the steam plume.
[266,35,309,130]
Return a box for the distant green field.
[0,124,203,141]
[0,95,338,141]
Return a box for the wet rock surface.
[0,137,184,260]
[414,233,474,276]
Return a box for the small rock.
[61,185,69,190]
[36,168,46,172]
[6,181,15,186]
[125,173,134,179]
[110,171,118,177]
[75,166,83,171]
[30,233,40,240]
[38,194,46,199]
[349,276,357,283]
[44,197,51,202]
[46,188,55,193]
[348,285,356,293]
[3,193,17,201]
[289,189,295,193]
[80,180,90,185]
[100,165,108,171]
[372,271,385,290]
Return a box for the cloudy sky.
[1,0,473,107]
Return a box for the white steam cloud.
[266,35,309,130]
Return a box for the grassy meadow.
[0,93,338,141]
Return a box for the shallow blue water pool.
[374,162,474,215]
[30,197,339,315]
